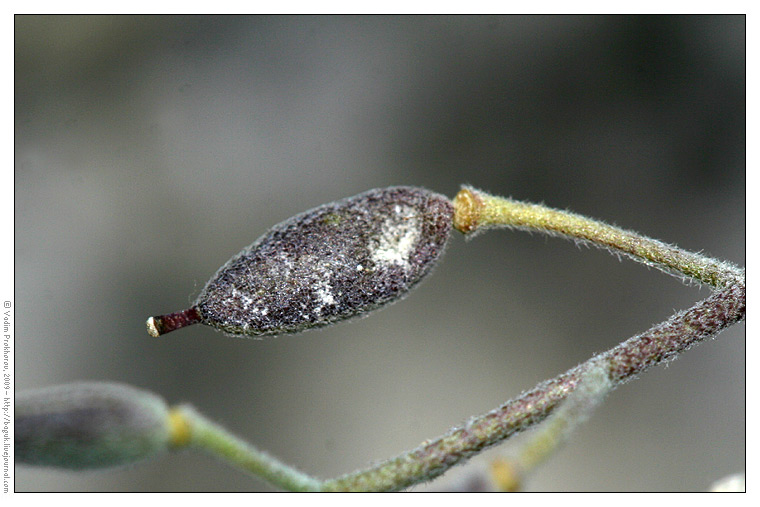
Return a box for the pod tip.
[146,308,202,337]
[146,316,161,337]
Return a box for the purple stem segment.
[146,307,202,337]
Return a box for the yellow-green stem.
[453,186,743,288]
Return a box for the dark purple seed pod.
[148,186,453,338]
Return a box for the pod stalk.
[147,307,202,337]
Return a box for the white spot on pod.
[369,204,421,269]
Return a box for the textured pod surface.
[196,186,453,337]
[15,382,172,470]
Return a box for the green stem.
[453,186,743,288]
[178,405,322,491]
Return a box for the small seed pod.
[148,186,454,338]
[15,382,173,470]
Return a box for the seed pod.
[148,186,454,338]
[15,382,173,470]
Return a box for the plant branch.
[180,186,742,491]
[28,187,739,491]
[315,187,745,491]
[452,186,744,288]
[319,282,743,490]
[489,359,615,491]
[176,405,322,491]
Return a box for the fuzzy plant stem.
[452,187,744,288]
[489,359,616,491]
[174,405,323,491]
[164,187,744,491]
[321,283,743,490]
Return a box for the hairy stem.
[516,361,613,472]
[452,186,743,288]
[177,405,322,491]
[320,283,743,491]
[489,361,613,492]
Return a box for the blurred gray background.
[15,15,744,491]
